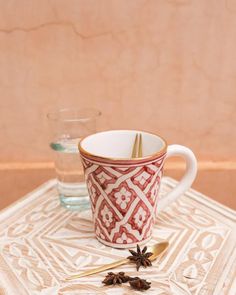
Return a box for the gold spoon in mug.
[131,133,142,158]
[65,241,169,281]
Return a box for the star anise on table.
[127,244,153,271]
[102,272,130,285]
[129,277,151,290]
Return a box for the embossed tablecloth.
[0,177,235,295]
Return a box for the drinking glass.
[47,108,101,210]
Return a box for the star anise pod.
[102,272,130,285]
[129,277,151,290]
[127,244,153,271]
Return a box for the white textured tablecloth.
[0,177,235,294]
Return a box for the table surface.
[0,177,235,295]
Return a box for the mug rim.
[78,129,168,163]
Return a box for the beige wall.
[0,0,236,163]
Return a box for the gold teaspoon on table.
[65,241,169,281]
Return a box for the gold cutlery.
[65,241,169,281]
[131,133,142,158]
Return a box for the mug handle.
[157,144,197,212]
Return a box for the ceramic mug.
[79,130,197,248]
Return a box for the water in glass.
[50,137,89,210]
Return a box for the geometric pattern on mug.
[82,155,166,245]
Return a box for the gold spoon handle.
[131,134,139,158]
[65,258,129,281]
[138,133,142,157]
[131,133,142,158]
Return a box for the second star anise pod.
[102,272,130,285]
[129,277,151,290]
[127,244,153,271]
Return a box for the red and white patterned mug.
[79,130,197,248]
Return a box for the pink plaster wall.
[0,0,235,162]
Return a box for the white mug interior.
[79,130,167,159]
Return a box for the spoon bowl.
[149,241,169,261]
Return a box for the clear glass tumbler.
[47,108,101,210]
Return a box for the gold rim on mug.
[78,130,168,162]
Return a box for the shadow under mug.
[79,130,197,248]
